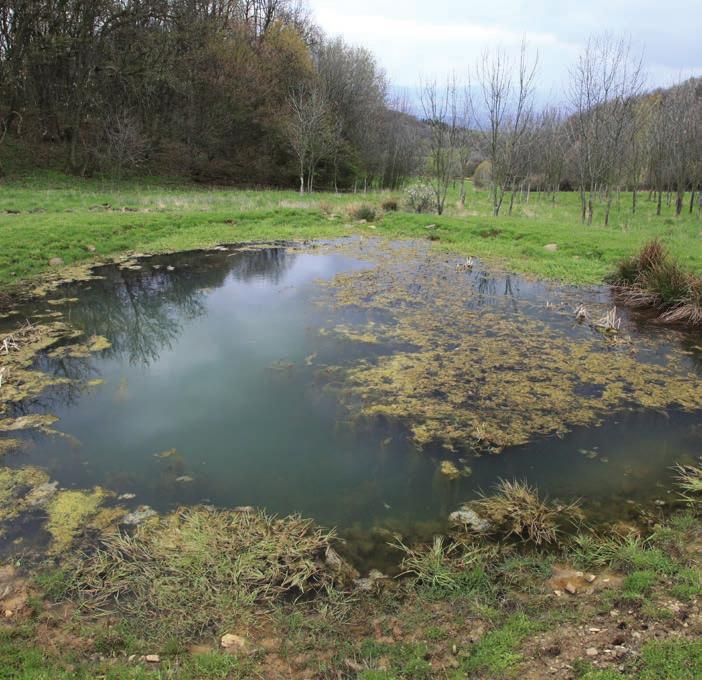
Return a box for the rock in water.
[448,508,491,533]
[122,505,157,526]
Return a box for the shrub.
[349,203,376,221]
[381,198,398,212]
[404,182,434,213]
[472,160,492,189]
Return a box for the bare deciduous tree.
[420,78,459,215]
[568,35,645,224]
[287,85,333,193]
[473,40,538,216]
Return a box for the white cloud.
[308,0,701,95]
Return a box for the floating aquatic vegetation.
[154,448,178,459]
[322,323,381,344]
[48,334,111,359]
[45,487,121,554]
[0,321,76,413]
[0,438,20,456]
[268,359,294,372]
[0,466,51,533]
[440,460,461,480]
[0,414,59,435]
[313,238,702,452]
[46,298,79,306]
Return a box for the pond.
[2,239,702,566]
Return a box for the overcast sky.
[308,1,702,102]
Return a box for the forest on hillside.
[0,1,700,216]
[0,0,423,188]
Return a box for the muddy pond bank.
[1,238,702,570]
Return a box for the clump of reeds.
[593,306,621,333]
[610,240,702,326]
[70,506,344,640]
[470,479,581,546]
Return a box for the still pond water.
[5,242,702,550]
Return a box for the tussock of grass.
[348,203,377,221]
[570,532,676,575]
[394,536,490,593]
[71,506,343,640]
[673,462,702,504]
[612,240,702,325]
[470,479,581,546]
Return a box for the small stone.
[4,609,13,618]
[85,245,96,252]
[49,257,64,266]
[565,582,577,595]
[122,505,157,525]
[585,574,597,583]
[166,265,175,271]
[554,589,563,597]
[586,648,598,657]
[144,654,160,663]
[221,633,248,652]
[118,493,136,500]
[544,243,558,252]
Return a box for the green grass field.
[1,171,700,289]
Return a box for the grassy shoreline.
[2,175,702,678]
[1,174,701,292]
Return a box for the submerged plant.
[470,479,581,546]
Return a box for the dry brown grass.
[611,240,702,326]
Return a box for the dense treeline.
[0,0,422,188]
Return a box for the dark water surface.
[5,243,702,550]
